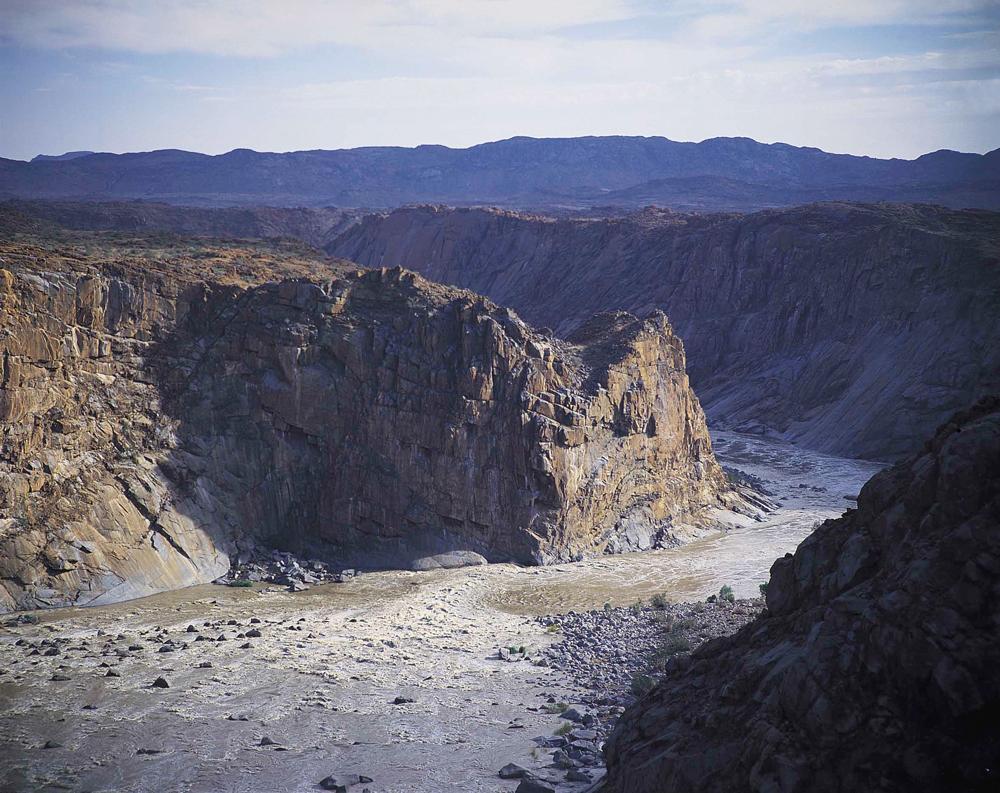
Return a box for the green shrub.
[719,585,735,604]
[649,592,670,610]
[661,635,691,655]
[554,721,573,736]
[628,600,643,614]
[630,673,656,697]
[228,579,253,588]
[655,613,675,631]
[603,601,613,612]
[759,581,769,596]
[544,702,569,714]
[651,638,691,670]
[545,623,561,633]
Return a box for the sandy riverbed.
[0,433,882,792]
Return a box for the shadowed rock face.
[0,230,737,611]
[330,202,1000,460]
[602,397,1000,793]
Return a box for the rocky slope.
[1,200,360,249]
[330,203,1000,460]
[601,397,1000,793]
[3,136,998,210]
[0,218,740,611]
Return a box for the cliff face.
[602,397,1000,793]
[330,203,1000,460]
[0,225,736,611]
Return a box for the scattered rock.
[499,763,529,779]
[318,773,373,791]
[515,777,557,793]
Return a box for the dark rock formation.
[0,221,740,610]
[330,203,1000,460]
[602,397,1000,793]
[2,136,997,210]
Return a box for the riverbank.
[0,432,882,792]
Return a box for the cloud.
[3,0,997,58]
[1,0,997,160]
[0,0,633,57]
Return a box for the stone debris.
[602,398,1000,793]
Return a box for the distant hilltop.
[30,150,97,163]
[3,135,999,211]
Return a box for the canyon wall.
[0,226,738,610]
[601,396,1000,793]
[330,202,1000,460]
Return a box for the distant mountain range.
[3,136,998,211]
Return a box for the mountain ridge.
[4,135,998,211]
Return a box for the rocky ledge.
[0,222,747,610]
[601,397,1000,793]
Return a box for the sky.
[1,0,998,162]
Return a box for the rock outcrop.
[330,202,1000,460]
[0,220,739,610]
[601,397,1000,793]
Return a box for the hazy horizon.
[9,131,1000,165]
[2,1,999,163]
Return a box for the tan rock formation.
[330,202,1000,460]
[0,225,740,610]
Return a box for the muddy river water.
[0,433,882,792]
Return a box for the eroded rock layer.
[0,225,736,610]
[602,397,1000,793]
[330,202,1000,460]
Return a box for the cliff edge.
[602,397,1000,792]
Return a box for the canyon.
[0,211,745,612]
[330,202,1000,460]
[0,196,997,793]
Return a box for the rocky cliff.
[601,396,1000,793]
[0,221,739,611]
[330,203,1000,460]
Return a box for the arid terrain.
[0,201,996,793]
[0,431,881,793]
[3,0,999,788]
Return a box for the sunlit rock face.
[0,237,737,611]
[330,202,1000,460]
[602,397,1000,793]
